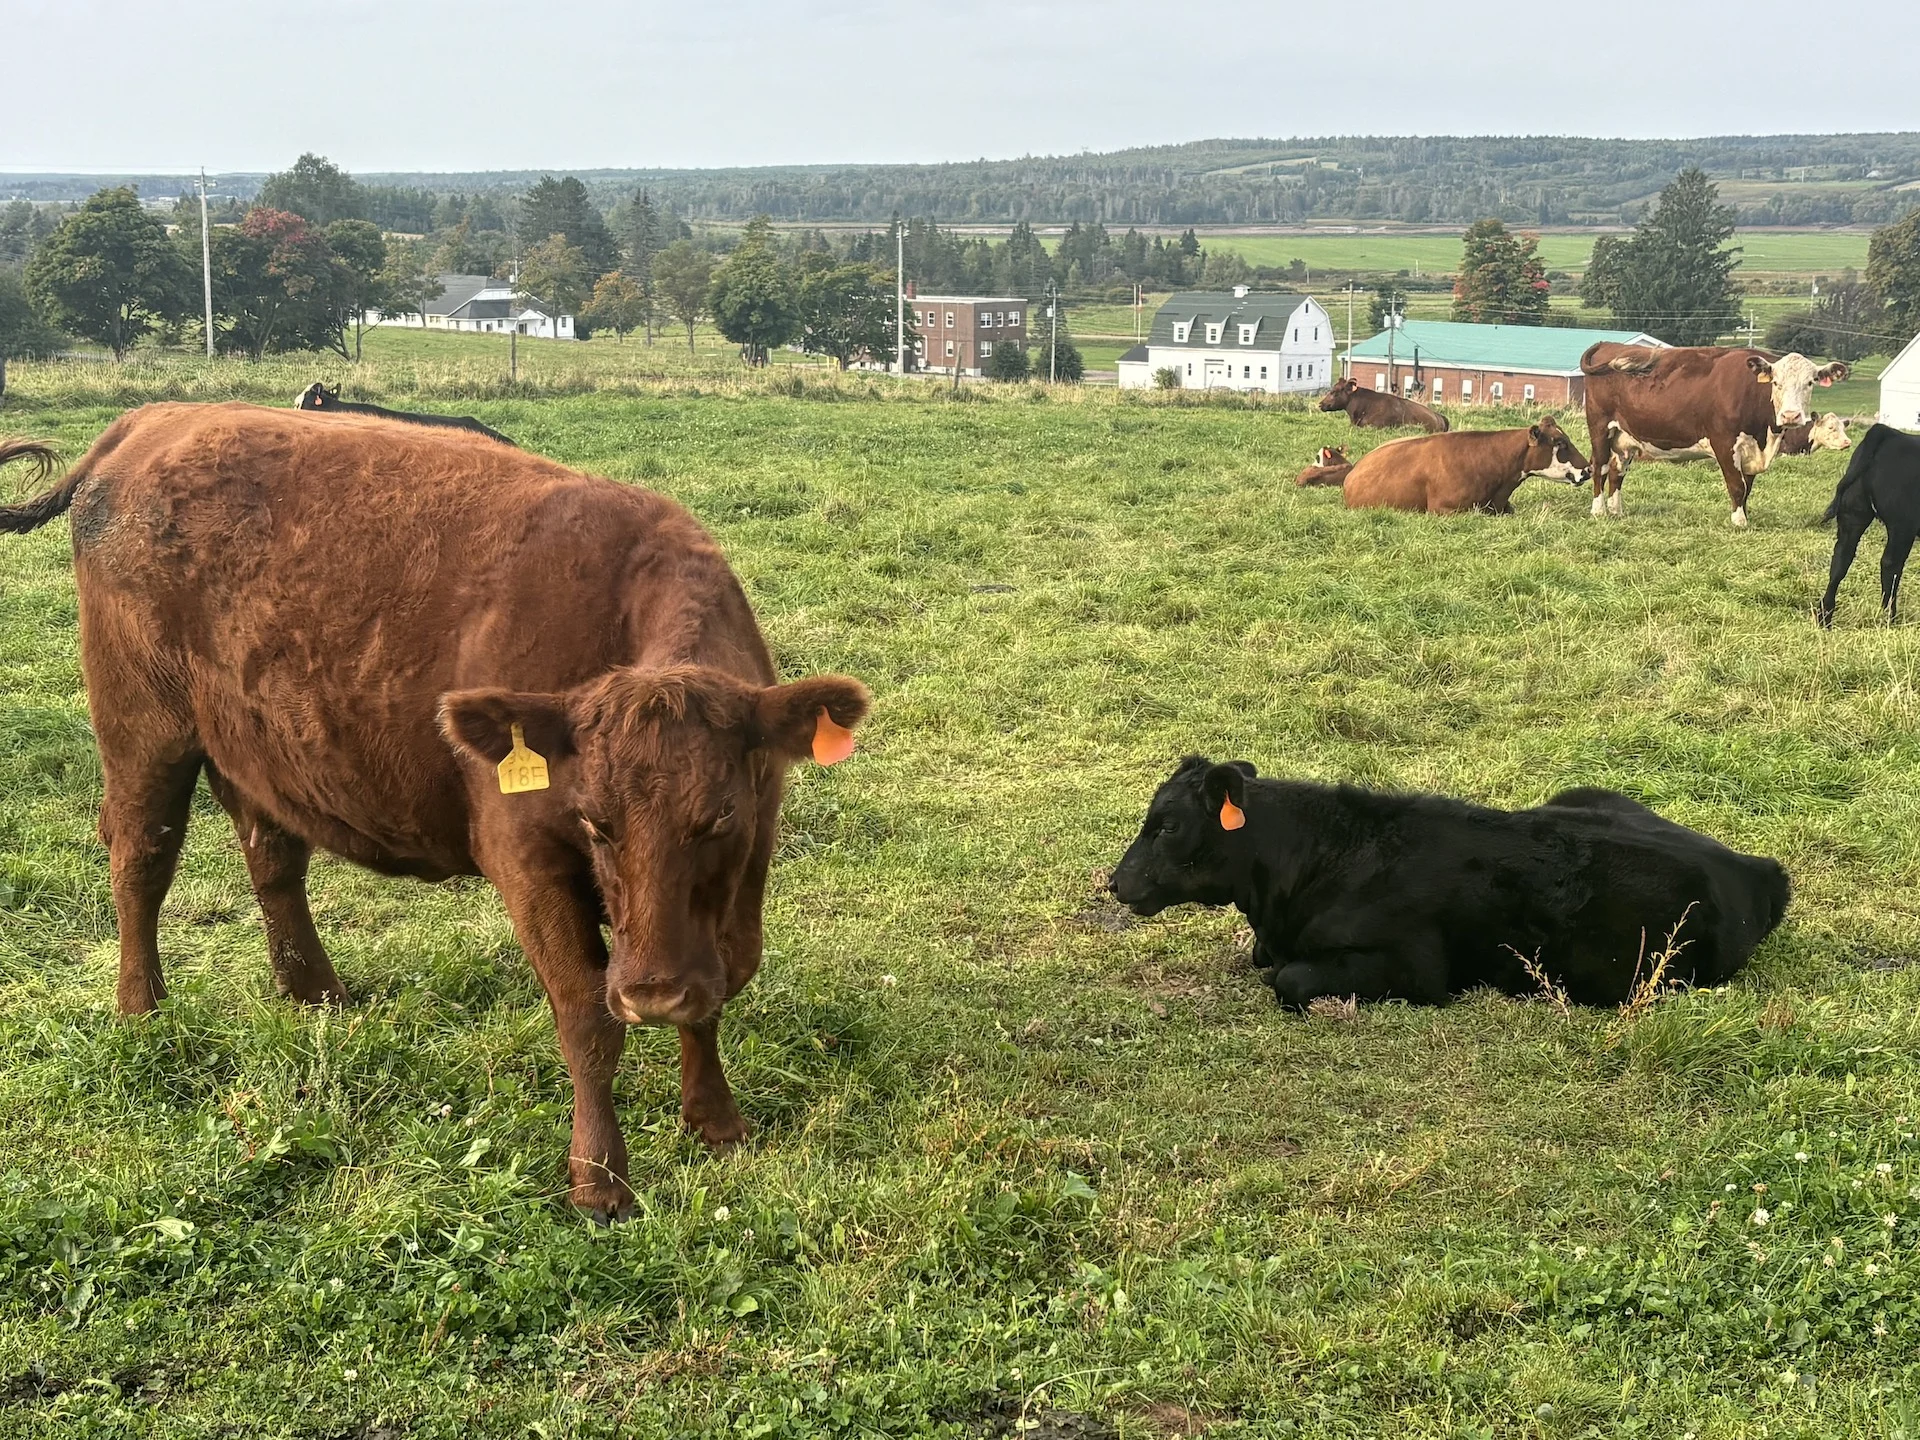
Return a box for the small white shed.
[1881,332,1920,431]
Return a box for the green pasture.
[1193,230,1872,279]
[3,347,1920,1437]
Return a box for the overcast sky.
[8,0,1919,175]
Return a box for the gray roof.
[428,273,493,317]
[1118,344,1149,363]
[1149,291,1319,350]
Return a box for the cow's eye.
[580,816,613,847]
[697,805,736,839]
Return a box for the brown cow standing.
[1294,445,1352,487]
[0,408,869,1221]
[1319,377,1450,434]
[1581,344,1848,527]
[1341,418,1591,514]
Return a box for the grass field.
[1194,231,1873,280]
[5,346,1920,1437]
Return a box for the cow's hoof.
[687,1107,749,1151]
[1816,610,1835,630]
[574,1184,635,1225]
[1590,495,1606,517]
[1730,508,1749,529]
[1607,493,1624,517]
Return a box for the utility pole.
[198,169,214,360]
[1385,296,1400,391]
[508,260,519,383]
[1048,281,1058,383]
[895,220,905,374]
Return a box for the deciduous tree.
[378,237,444,329]
[581,271,647,343]
[258,154,368,227]
[794,256,900,369]
[209,207,344,360]
[1867,210,1920,342]
[1452,218,1548,325]
[516,234,591,336]
[1579,233,1627,311]
[653,240,713,356]
[26,187,194,358]
[0,266,65,400]
[709,218,798,366]
[323,219,388,360]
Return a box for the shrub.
[1152,366,1181,390]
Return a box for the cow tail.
[1822,425,1889,523]
[0,440,78,536]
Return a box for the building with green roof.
[1342,319,1663,408]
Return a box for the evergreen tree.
[26,187,194,358]
[624,188,662,342]
[1867,210,1920,341]
[1451,218,1548,325]
[1368,282,1407,331]
[1579,233,1627,311]
[516,177,619,276]
[708,217,798,366]
[986,338,1030,381]
[1610,169,1741,346]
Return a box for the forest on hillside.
[9,134,1920,228]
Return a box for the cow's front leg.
[497,872,632,1220]
[1710,441,1750,527]
[679,1017,747,1147]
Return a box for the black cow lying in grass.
[1109,758,1789,1009]
[294,383,515,446]
[1818,424,1920,629]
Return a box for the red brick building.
[911,294,1029,376]
[1343,320,1664,407]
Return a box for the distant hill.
[8,134,1920,227]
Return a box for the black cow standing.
[1109,757,1789,1009]
[1818,424,1920,628]
[294,383,516,446]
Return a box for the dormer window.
[1172,322,1191,343]
[1239,324,1257,345]
[1205,323,1222,344]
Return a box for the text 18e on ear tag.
[812,709,856,766]
[498,723,550,794]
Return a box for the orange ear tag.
[1219,795,1246,831]
[1818,377,1833,387]
[812,709,856,766]
[497,723,550,794]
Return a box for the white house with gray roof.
[1117,288,1334,394]
[363,272,575,340]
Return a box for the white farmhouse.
[1880,331,1920,431]
[1117,287,1334,393]
[363,273,575,340]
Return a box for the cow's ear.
[1817,362,1850,383]
[1528,423,1546,442]
[1201,762,1254,830]
[1747,355,1773,379]
[439,689,576,766]
[755,675,871,766]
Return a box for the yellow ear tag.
[1756,373,1772,385]
[497,723,550,795]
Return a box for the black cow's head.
[1109,756,1257,916]
[295,382,341,411]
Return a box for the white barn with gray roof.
[363,272,575,340]
[1117,287,1333,393]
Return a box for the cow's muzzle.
[608,976,721,1027]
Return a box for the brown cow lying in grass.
[0,410,869,1222]
[1341,417,1591,514]
[1294,445,1352,487]
[1318,377,1449,433]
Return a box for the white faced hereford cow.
[1581,344,1848,527]
[0,408,869,1222]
